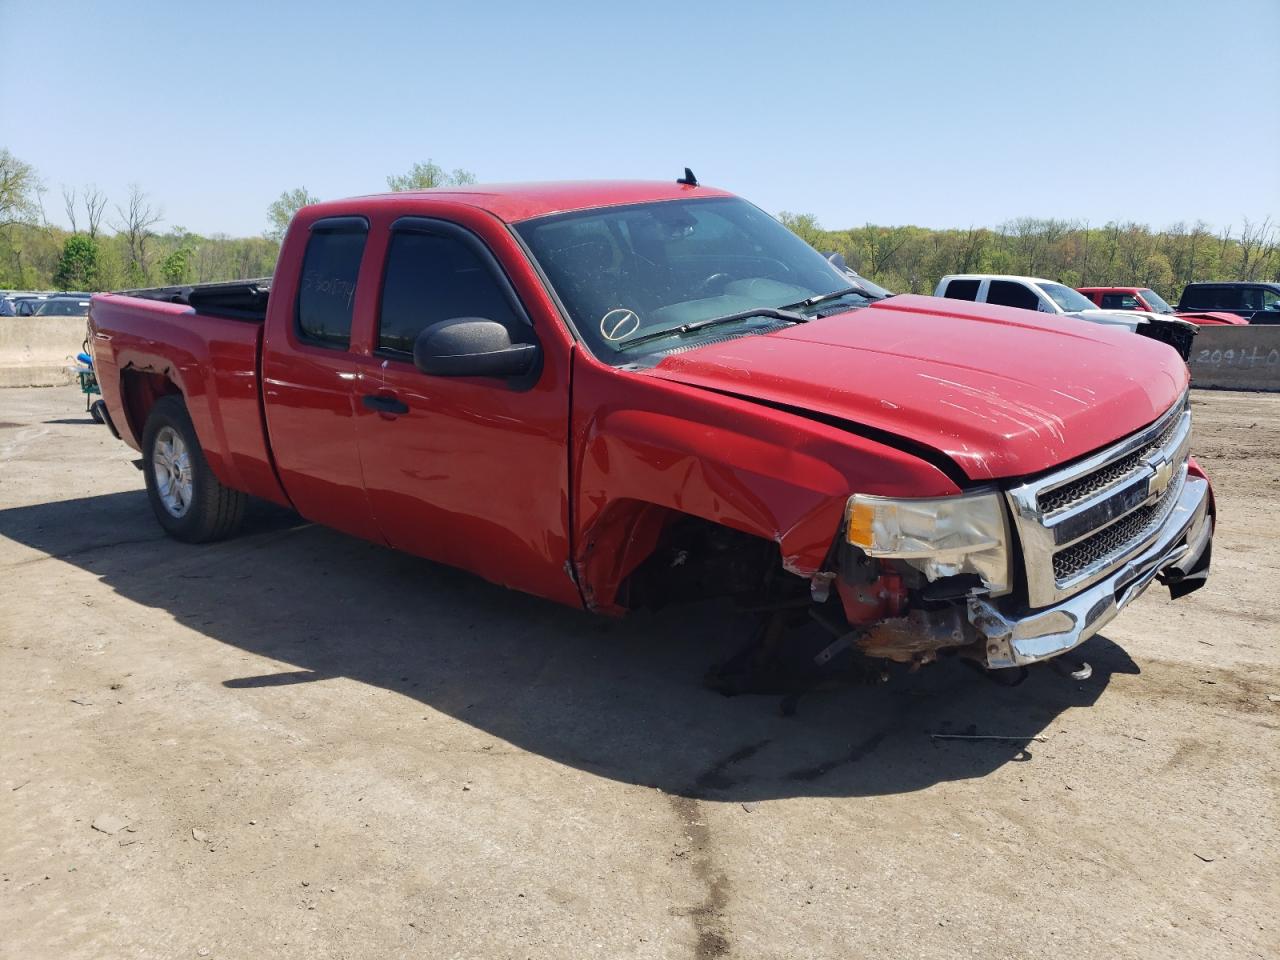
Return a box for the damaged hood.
[642,294,1188,482]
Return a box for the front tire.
[141,395,245,542]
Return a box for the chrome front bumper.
[969,474,1213,668]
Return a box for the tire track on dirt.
[666,740,769,959]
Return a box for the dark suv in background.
[1176,282,1280,324]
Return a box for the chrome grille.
[1052,479,1180,581]
[1006,393,1192,608]
[1038,406,1184,515]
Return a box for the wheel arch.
[119,368,183,446]
[570,400,959,614]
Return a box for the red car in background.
[1077,286,1245,325]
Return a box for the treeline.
[1,218,279,292]
[779,213,1278,301]
[0,148,280,291]
[4,146,1275,299]
[0,150,474,292]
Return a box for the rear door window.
[1183,286,1239,310]
[1213,288,1243,309]
[941,278,980,301]
[1239,287,1263,311]
[985,280,1041,310]
[297,218,368,348]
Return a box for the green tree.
[159,245,194,285]
[266,187,318,242]
[0,148,44,285]
[1141,252,1174,292]
[52,234,102,290]
[386,160,476,191]
[1,148,41,227]
[777,212,824,247]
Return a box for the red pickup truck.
[89,179,1214,679]
[1077,286,1246,326]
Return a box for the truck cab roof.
[339,180,735,224]
[938,274,1061,286]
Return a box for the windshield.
[841,269,892,299]
[1139,288,1174,313]
[1040,282,1098,313]
[516,197,862,358]
[34,299,89,317]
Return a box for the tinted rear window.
[297,221,368,348]
[986,280,1041,310]
[942,279,980,301]
[1182,286,1239,310]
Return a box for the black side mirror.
[413,318,540,379]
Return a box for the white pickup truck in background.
[935,274,1197,359]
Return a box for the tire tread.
[142,395,246,543]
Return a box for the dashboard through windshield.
[515,197,863,360]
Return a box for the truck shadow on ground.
[0,490,1140,801]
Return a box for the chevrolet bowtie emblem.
[1148,458,1173,498]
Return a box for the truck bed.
[88,287,289,507]
[116,278,272,322]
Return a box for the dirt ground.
[1,385,1277,960]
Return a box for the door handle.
[362,394,409,415]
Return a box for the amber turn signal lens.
[846,501,876,548]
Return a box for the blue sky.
[2,0,1277,237]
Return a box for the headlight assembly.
[845,491,1012,596]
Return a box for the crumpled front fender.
[570,356,962,612]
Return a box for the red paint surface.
[254,198,581,605]
[89,295,289,507]
[298,180,733,227]
[569,350,959,611]
[649,294,1189,481]
[1188,456,1216,517]
[90,182,1208,613]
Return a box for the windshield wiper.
[780,285,873,311]
[615,306,808,351]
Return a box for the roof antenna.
[676,167,698,187]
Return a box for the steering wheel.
[696,272,732,296]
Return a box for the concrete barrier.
[0,316,88,388]
[1188,325,1280,392]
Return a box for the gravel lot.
[1,385,1277,960]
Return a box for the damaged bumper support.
[969,474,1213,668]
